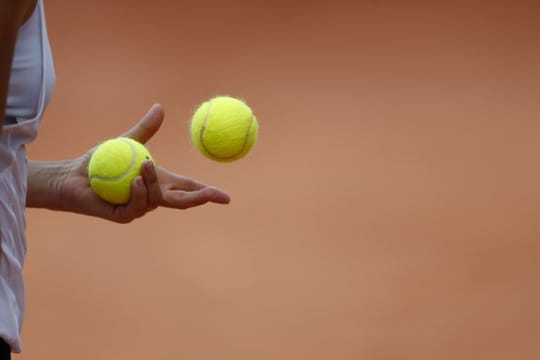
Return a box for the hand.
[53,104,230,223]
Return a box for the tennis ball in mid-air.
[190,96,258,162]
[88,137,152,204]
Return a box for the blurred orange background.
[19,0,540,359]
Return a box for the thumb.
[122,103,165,144]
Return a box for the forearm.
[26,159,72,209]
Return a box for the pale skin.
[1,0,230,224]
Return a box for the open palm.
[55,104,230,223]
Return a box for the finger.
[122,104,165,144]
[141,160,162,211]
[162,187,231,209]
[156,167,207,192]
[169,176,206,192]
[203,186,231,204]
[128,176,149,218]
[159,169,226,194]
[113,176,148,223]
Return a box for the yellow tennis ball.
[88,137,153,204]
[190,96,258,162]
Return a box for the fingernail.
[144,160,154,173]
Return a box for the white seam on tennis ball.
[89,138,137,182]
[199,100,212,153]
[200,99,254,160]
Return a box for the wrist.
[26,159,74,210]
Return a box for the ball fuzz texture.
[88,137,153,204]
[190,96,258,162]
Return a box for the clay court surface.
[18,0,540,359]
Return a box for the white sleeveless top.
[0,0,55,353]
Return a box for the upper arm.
[0,0,36,135]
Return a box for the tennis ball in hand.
[88,137,152,204]
[190,96,258,162]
